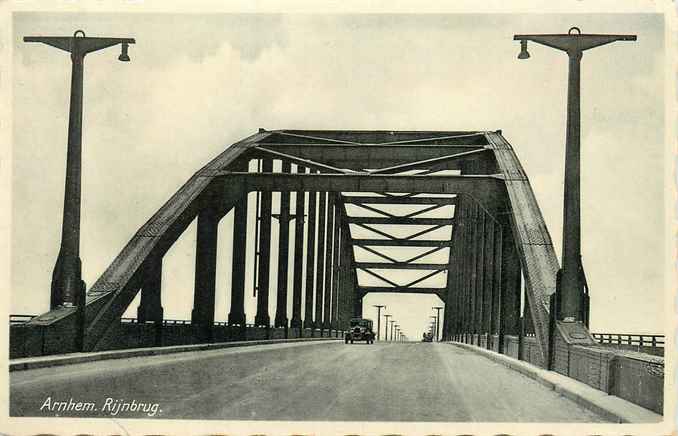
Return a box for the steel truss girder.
[272,130,486,146]
[21,129,561,366]
[252,143,486,170]
[346,217,454,225]
[250,146,355,175]
[355,262,447,270]
[369,148,492,174]
[358,286,446,298]
[352,239,452,247]
[343,196,457,205]
[215,172,505,211]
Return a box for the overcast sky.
[11,12,666,338]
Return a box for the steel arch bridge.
[19,129,596,364]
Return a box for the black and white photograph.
[1,1,675,435]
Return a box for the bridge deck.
[11,341,606,422]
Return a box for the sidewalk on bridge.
[448,341,662,424]
[9,337,341,372]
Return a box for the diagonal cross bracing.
[343,196,457,205]
[218,173,505,206]
[346,217,454,225]
[352,239,452,247]
[403,246,447,264]
[358,267,401,288]
[251,147,356,175]
[355,262,447,270]
[355,245,399,264]
[370,132,487,146]
[349,202,396,218]
[18,128,560,368]
[369,148,492,174]
[353,223,398,240]
[278,131,363,145]
[359,286,446,296]
[252,144,487,170]
[404,224,449,241]
[402,268,446,289]
[402,204,447,218]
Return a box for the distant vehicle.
[422,332,433,342]
[345,318,375,344]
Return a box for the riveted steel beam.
[274,161,292,328]
[254,158,274,327]
[191,208,219,329]
[290,165,306,329]
[346,217,454,225]
[217,173,505,212]
[369,148,492,174]
[359,286,446,297]
[249,144,486,170]
[227,161,249,327]
[351,239,452,247]
[303,175,317,329]
[343,196,457,205]
[355,262,447,270]
[314,192,327,328]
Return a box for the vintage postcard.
[0,1,675,435]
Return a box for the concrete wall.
[523,336,544,368]
[490,334,500,352]
[610,354,663,414]
[10,317,81,358]
[504,335,520,359]
[456,330,664,415]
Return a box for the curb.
[448,341,662,423]
[10,337,341,372]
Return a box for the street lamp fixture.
[24,30,136,310]
[383,314,392,341]
[373,305,386,341]
[513,27,635,323]
[432,306,443,342]
[118,42,131,61]
[24,30,135,351]
[517,39,530,59]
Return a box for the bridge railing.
[120,318,274,329]
[11,315,343,359]
[591,333,664,356]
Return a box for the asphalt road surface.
[11,341,607,422]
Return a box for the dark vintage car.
[422,332,433,342]
[345,318,375,344]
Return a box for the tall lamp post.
[390,320,396,342]
[383,314,391,341]
[432,306,443,341]
[430,315,438,341]
[514,28,635,324]
[24,30,135,350]
[373,305,386,341]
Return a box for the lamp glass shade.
[518,40,530,59]
[118,43,130,62]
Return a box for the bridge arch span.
[20,129,593,366]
